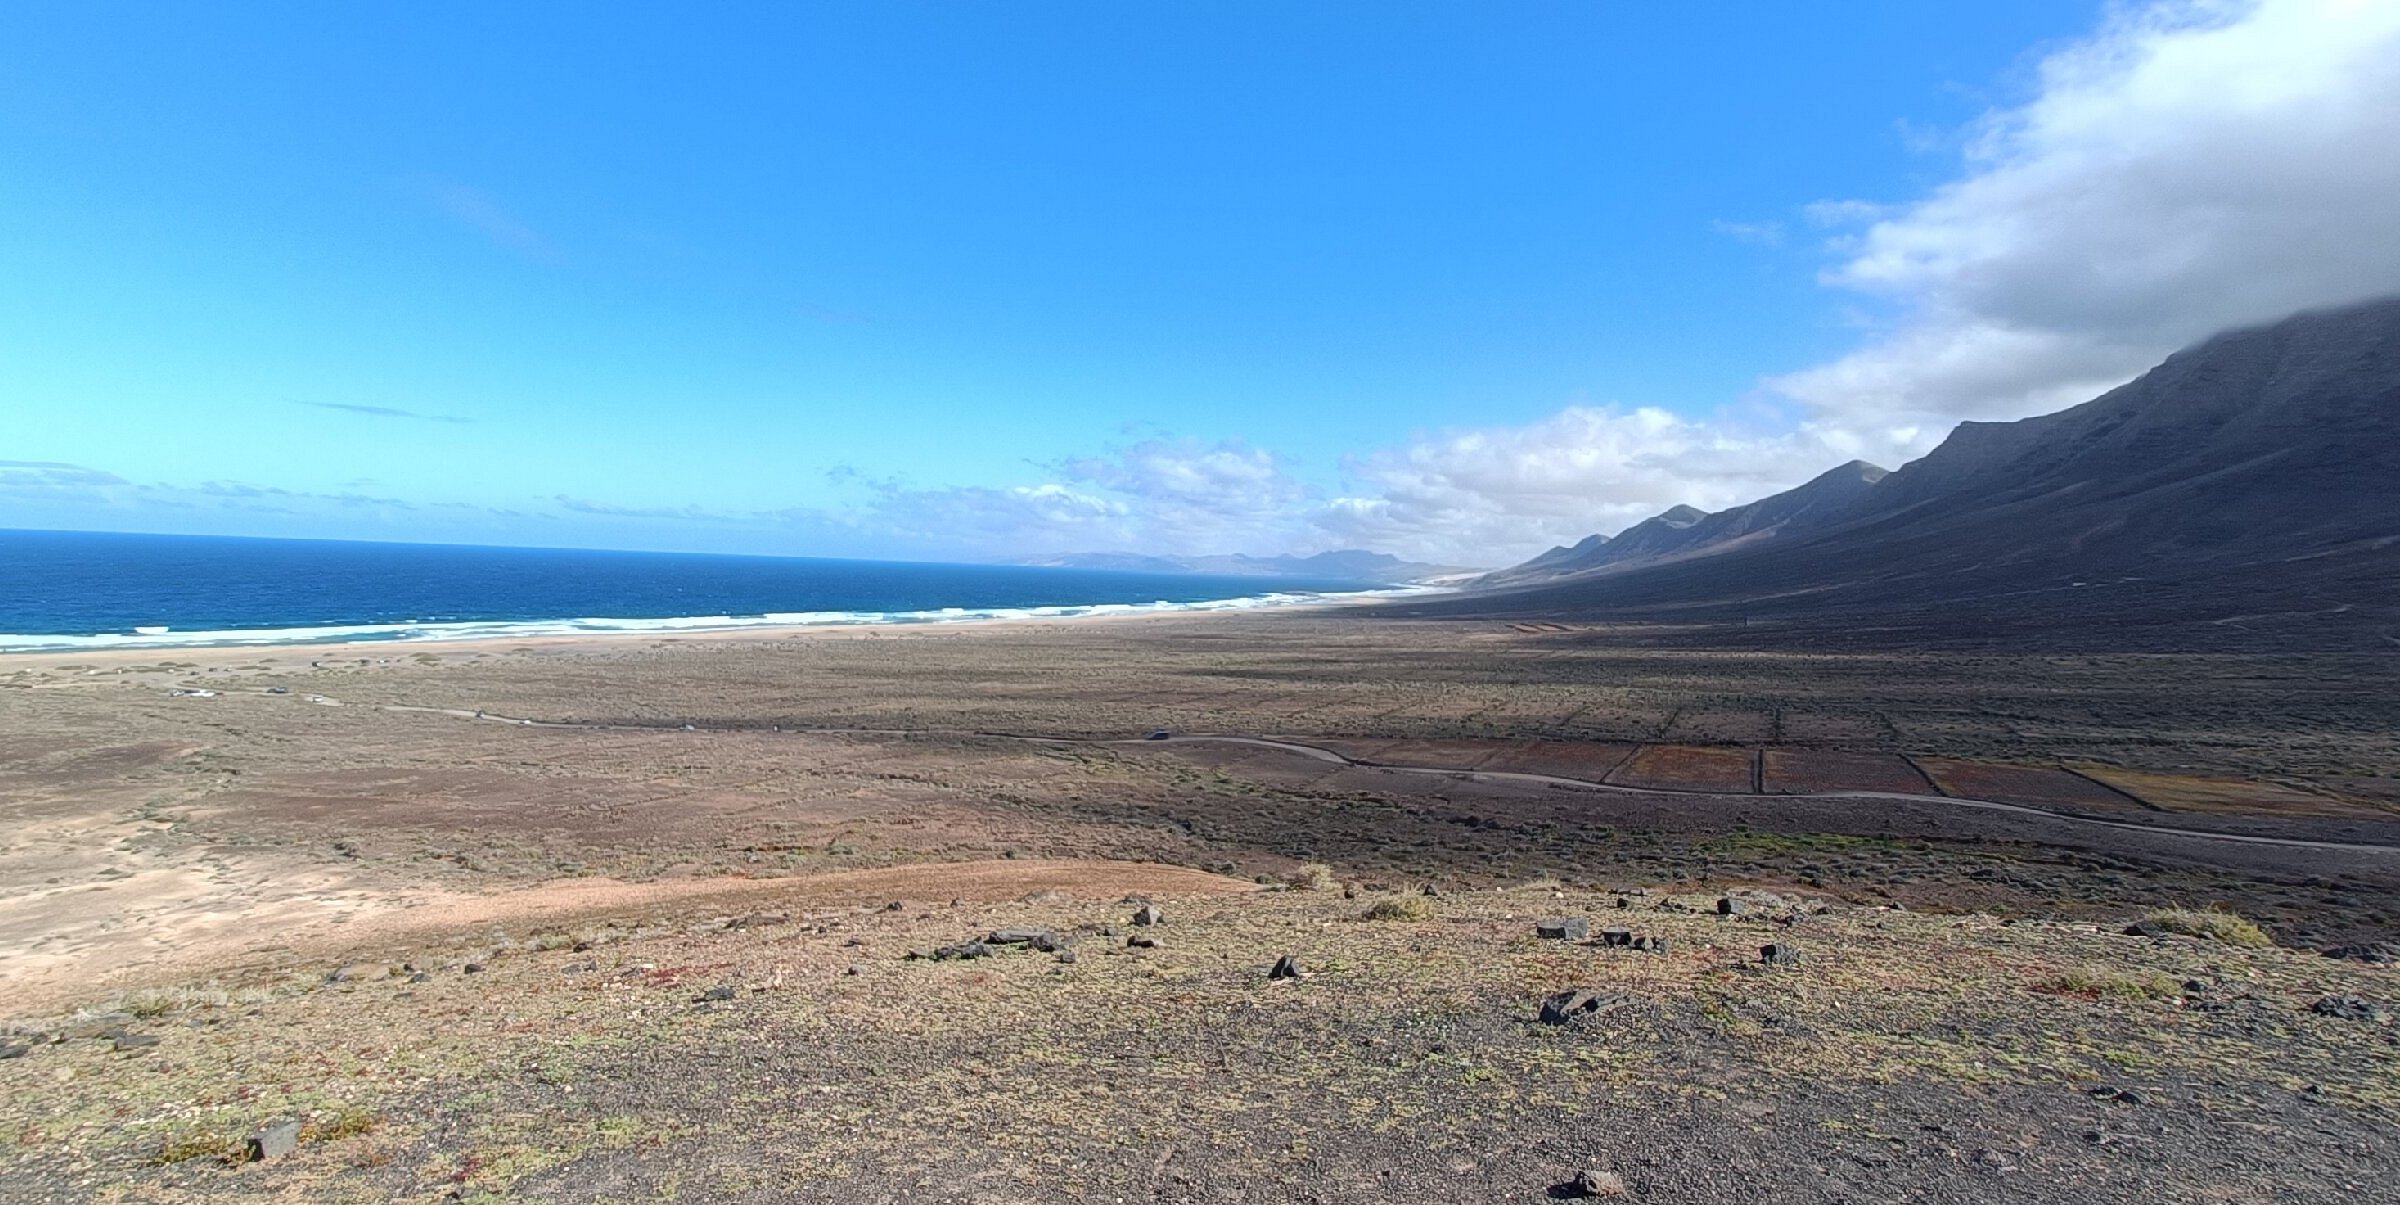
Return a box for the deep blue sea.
[0,529,1399,652]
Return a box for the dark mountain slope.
[1396,298,2400,649]
[1484,461,1889,586]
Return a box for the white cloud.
[1311,406,1909,566]
[1333,0,2400,567]
[1775,0,2400,429]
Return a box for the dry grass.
[149,1129,244,1167]
[2145,906,2272,947]
[1357,890,1435,922]
[2035,965,2183,1002]
[1289,862,1339,892]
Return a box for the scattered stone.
[1717,897,1746,917]
[0,1043,28,1060]
[928,941,993,961]
[571,940,594,952]
[1760,943,1803,968]
[1562,1167,1628,1198]
[1599,928,1633,947]
[1632,935,1671,956]
[1536,918,1589,941]
[328,964,389,984]
[1148,730,1172,740]
[1537,989,1627,1025]
[2089,1085,2146,1105]
[2310,995,2386,1022]
[2122,920,2167,939]
[726,913,788,930]
[2322,942,2398,964]
[987,927,1057,947]
[246,1120,302,1163]
[1055,950,1079,965]
[407,972,432,984]
[844,964,866,977]
[1126,936,1159,950]
[463,963,486,974]
[1268,954,1304,980]
[110,1032,160,1053]
[1132,904,1164,927]
[843,936,868,947]
[883,900,905,912]
[697,985,738,1003]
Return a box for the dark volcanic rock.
[1268,955,1303,980]
[1718,898,1746,917]
[1538,989,1627,1025]
[1560,1167,1629,1198]
[1132,904,1164,927]
[2310,995,2386,1022]
[1760,943,1803,968]
[2322,942,2398,964]
[1537,918,1590,941]
[697,985,738,1003]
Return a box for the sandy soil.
[2,612,2395,1200]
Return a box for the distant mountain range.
[1399,296,2400,647]
[1019,549,1463,586]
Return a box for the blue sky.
[6,2,2398,565]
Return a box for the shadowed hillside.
[1403,298,2400,649]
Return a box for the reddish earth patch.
[2070,766,2392,819]
[1762,750,1932,795]
[1911,758,2145,811]
[1480,740,1643,781]
[1357,739,1514,770]
[1608,745,1758,793]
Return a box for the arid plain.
[3,610,2398,1202]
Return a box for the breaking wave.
[0,586,1440,653]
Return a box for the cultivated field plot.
[2073,765,2395,819]
[1608,744,1758,793]
[1913,757,2148,812]
[1761,749,1934,795]
[1479,739,1643,780]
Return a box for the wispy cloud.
[1711,219,1785,247]
[426,182,559,262]
[301,401,475,424]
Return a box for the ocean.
[0,529,1405,652]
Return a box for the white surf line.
[366,705,2400,855]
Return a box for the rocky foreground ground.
[4,872,2395,1203]
[2,616,2396,1201]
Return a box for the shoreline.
[0,583,1440,659]
[0,590,1417,673]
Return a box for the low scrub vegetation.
[1358,891,1435,922]
[2037,966,2183,1002]
[2146,906,2272,947]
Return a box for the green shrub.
[2145,906,2271,947]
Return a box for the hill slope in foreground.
[2,622,2396,1202]
[1424,298,2400,649]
